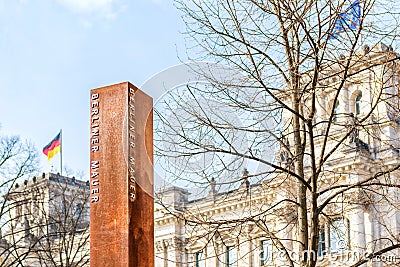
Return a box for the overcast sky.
[0,0,187,176]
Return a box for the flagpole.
[60,129,63,176]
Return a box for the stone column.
[350,206,366,254]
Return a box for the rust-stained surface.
[90,82,154,267]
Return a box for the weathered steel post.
[89,82,154,267]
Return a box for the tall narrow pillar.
[89,82,154,267]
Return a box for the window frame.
[226,245,236,267]
[355,92,362,116]
[260,239,273,265]
[317,217,350,257]
[317,226,326,256]
[329,217,349,253]
[317,217,350,255]
[195,250,205,267]
[332,100,340,122]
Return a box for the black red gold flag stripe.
[43,132,61,161]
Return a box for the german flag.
[43,132,61,161]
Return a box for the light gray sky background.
[0,0,186,175]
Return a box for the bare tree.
[155,1,400,266]
[0,131,38,265]
[2,173,90,267]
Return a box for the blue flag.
[330,0,361,39]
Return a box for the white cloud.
[58,0,117,18]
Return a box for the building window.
[195,250,205,267]
[16,204,22,217]
[260,239,272,265]
[59,198,68,218]
[333,100,340,122]
[355,92,362,116]
[318,218,350,255]
[317,226,326,256]
[329,218,349,253]
[226,246,236,267]
[74,204,83,219]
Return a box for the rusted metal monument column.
[89,82,154,267]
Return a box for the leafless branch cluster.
[155,1,400,266]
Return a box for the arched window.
[355,92,362,116]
